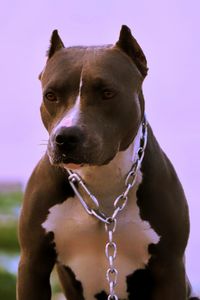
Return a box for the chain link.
[67,116,148,299]
[105,218,118,300]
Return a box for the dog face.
[39,25,148,168]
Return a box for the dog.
[17,25,199,300]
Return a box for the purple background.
[0,0,199,292]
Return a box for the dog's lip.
[63,163,84,170]
[60,155,86,169]
[62,156,85,165]
[48,148,115,168]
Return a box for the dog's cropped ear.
[47,29,65,59]
[38,30,64,80]
[116,25,148,77]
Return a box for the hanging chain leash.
[66,116,148,300]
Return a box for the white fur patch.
[53,74,83,133]
[42,138,160,299]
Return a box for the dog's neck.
[64,125,143,210]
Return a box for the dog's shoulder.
[19,154,73,246]
[24,154,72,205]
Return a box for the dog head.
[39,25,148,169]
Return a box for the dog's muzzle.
[48,126,85,165]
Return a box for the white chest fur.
[42,179,160,299]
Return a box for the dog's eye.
[45,92,57,102]
[102,90,115,100]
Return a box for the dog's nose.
[54,126,84,151]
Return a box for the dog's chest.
[42,186,160,300]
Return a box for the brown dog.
[17,25,198,300]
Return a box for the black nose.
[54,126,84,151]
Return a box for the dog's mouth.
[47,148,116,171]
[49,153,85,166]
[47,147,90,169]
[63,162,85,170]
[61,156,85,169]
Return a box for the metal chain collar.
[66,116,148,300]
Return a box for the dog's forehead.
[81,47,141,82]
[41,47,86,86]
[41,45,141,87]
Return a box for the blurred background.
[0,0,199,298]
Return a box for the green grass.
[0,191,62,298]
[0,192,20,298]
[0,222,19,252]
[0,192,21,252]
[0,192,22,215]
[51,269,63,294]
[0,268,16,299]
